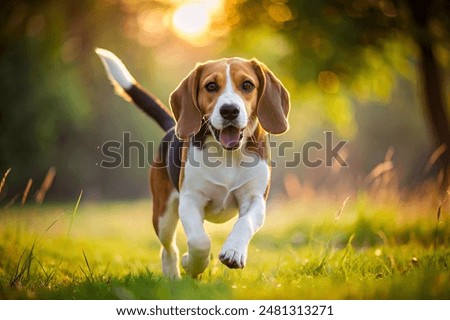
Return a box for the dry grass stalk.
[384,146,395,162]
[425,144,447,173]
[21,179,33,205]
[4,193,20,210]
[366,161,394,184]
[35,167,56,204]
[437,169,445,188]
[437,190,449,220]
[434,190,448,256]
[365,147,396,188]
[0,168,12,195]
[335,196,350,222]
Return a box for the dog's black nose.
[220,104,240,120]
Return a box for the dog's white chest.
[182,140,270,223]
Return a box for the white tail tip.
[95,48,135,91]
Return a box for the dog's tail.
[95,48,175,132]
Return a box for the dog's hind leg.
[156,195,180,279]
[151,159,180,279]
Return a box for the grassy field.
[0,192,449,299]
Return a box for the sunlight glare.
[171,0,223,44]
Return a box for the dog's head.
[170,58,290,150]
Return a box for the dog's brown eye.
[205,82,218,92]
[242,81,254,92]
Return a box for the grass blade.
[434,191,449,260]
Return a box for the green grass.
[0,193,448,299]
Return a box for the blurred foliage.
[0,0,449,200]
[1,0,164,200]
[228,0,450,189]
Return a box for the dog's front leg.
[219,194,266,269]
[178,192,210,277]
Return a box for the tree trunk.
[417,43,450,191]
[407,0,450,191]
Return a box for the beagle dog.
[96,49,290,278]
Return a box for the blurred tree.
[0,0,164,200]
[232,0,450,189]
[0,0,94,198]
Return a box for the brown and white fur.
[96,49,290,278]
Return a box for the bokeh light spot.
[267,4,293,23]
[318,71,340,94]
[172,3,210,38]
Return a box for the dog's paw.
[181,253,209,278]
[219,248,247,269]
[162,250,181,279]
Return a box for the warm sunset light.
[171,0,223,44]
[2,0,450,307]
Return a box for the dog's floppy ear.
[251,59,290,134]
[170,64,204,140]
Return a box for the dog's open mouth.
[211,125,244,150]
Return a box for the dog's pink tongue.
[219,126,241,149]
